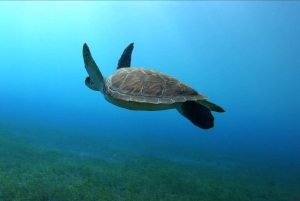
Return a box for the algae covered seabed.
[0,126,299,201]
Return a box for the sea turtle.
[82,43,225,129]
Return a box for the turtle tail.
[176,101,214,129]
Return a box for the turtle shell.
[105,68,207,104]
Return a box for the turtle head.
[85,76,100,91]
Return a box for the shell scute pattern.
[111,70,127,88]
[106,68,207,104]
[142,80,164,97]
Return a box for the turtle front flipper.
[117,43,134,69]
[83,43,105,93]
[177,101,214,129]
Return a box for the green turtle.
[83,43,225,129]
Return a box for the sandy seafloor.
[0,123,299,201]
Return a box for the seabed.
[0,128,299,201]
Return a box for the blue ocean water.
[0,1,300,200]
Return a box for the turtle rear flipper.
[197,100,225,113]
[177,101,214,129]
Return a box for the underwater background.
[0,1,300,201]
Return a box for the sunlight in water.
[0,1,299,200]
